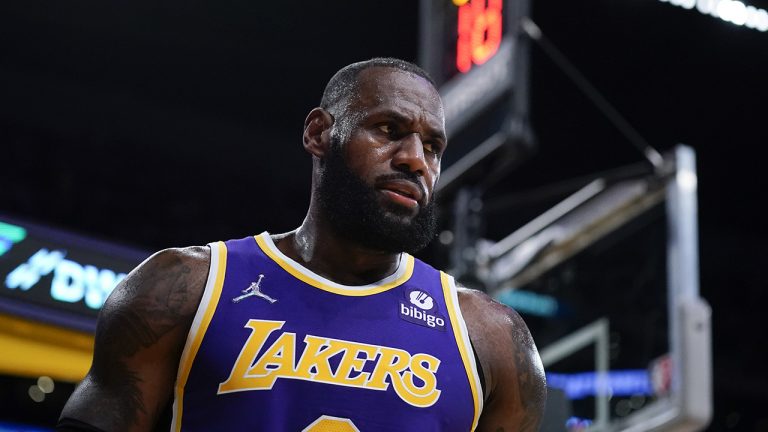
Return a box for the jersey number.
[303,415,360,432]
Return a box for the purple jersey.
[170,233,483,431]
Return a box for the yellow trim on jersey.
[171,241,227,432]
[441,271,483,431]
[254,233,414,296]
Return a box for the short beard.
[316,137,437,254]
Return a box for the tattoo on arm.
[88,252,202,428]
[509,311,547,432]
[95,361,146,426]
[515,350,539,431]
[98,262,191,357]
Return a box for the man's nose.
[392,133,428,177]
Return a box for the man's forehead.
[355,67,443,115]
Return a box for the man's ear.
[303,108,334,158]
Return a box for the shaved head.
[320,58,437,141]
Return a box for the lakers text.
[218,319,442,407]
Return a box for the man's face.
[317,67,447,254]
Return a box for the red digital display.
[456,0,503,73]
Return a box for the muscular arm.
[459,288,547,432]
[59,246,210,431]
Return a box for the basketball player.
[58,58,546,431]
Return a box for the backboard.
[478,145,711,431]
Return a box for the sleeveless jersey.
[170,233,483,431]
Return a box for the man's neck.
[272,216,402,286]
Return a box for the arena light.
[495,289,560,317]
[659,0,768,31]
[546,370,653,400]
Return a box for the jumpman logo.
[232,274,277,304]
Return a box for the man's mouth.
[377,180,424,209]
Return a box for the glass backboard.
[478,145,711,431]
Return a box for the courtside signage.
[0,215,147,327]
[0,221,26,256]
[5,248,127,311]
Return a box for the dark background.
[1,0,766,430]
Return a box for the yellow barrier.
[0,313,93,383]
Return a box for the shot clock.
[419,0,533,190]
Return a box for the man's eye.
[378,124,393,135]
[424,142,440,155]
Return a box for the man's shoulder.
[455,284,540,352]
[147,245,211,272]
[456,285,547,429]
[102,245,211,318]
[140,245,211,293]
[455,287,530,338]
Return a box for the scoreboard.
[419,0,534,193]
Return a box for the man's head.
[319,58,438,143]
[303,58,446,254]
